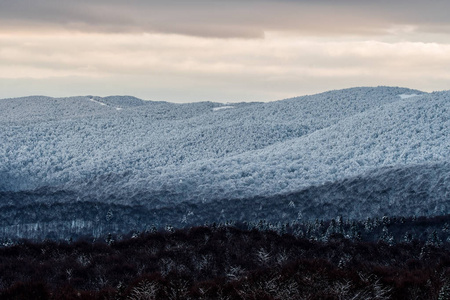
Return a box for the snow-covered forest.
[0,86,449,239]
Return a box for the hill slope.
[0,86,448,239]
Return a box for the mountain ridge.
[0,86,448,239]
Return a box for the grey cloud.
[1,0,450,37]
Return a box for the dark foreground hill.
[2,215,450,300]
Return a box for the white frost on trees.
[0,86,448,210]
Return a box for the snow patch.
[399,94,419,99]
[213,106,235,111]
[89,98,107,106]
[89,97,124,111]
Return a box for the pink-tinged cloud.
[1,32,450,102]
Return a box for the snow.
[89,98,107,106]
[0,86,449,237]
[399,93,420,99]
[0,87,438,199]
[89,96,126,111]
[213,106,235,111]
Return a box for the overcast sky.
[1,0,450,102]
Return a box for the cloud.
[2,1,450,101]
[1,32,450,101]
[2,0,450,38]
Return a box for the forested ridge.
[1,87,449,238]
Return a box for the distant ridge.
[0,86,448,239]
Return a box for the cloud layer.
[1,32,450,101]
[2,0,450,38]
[1,1,450,101]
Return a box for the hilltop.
[0,86,448,239]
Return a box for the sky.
[1,0,450,102]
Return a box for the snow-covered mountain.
[0,86,449,239]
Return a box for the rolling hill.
[0,86,448,239]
